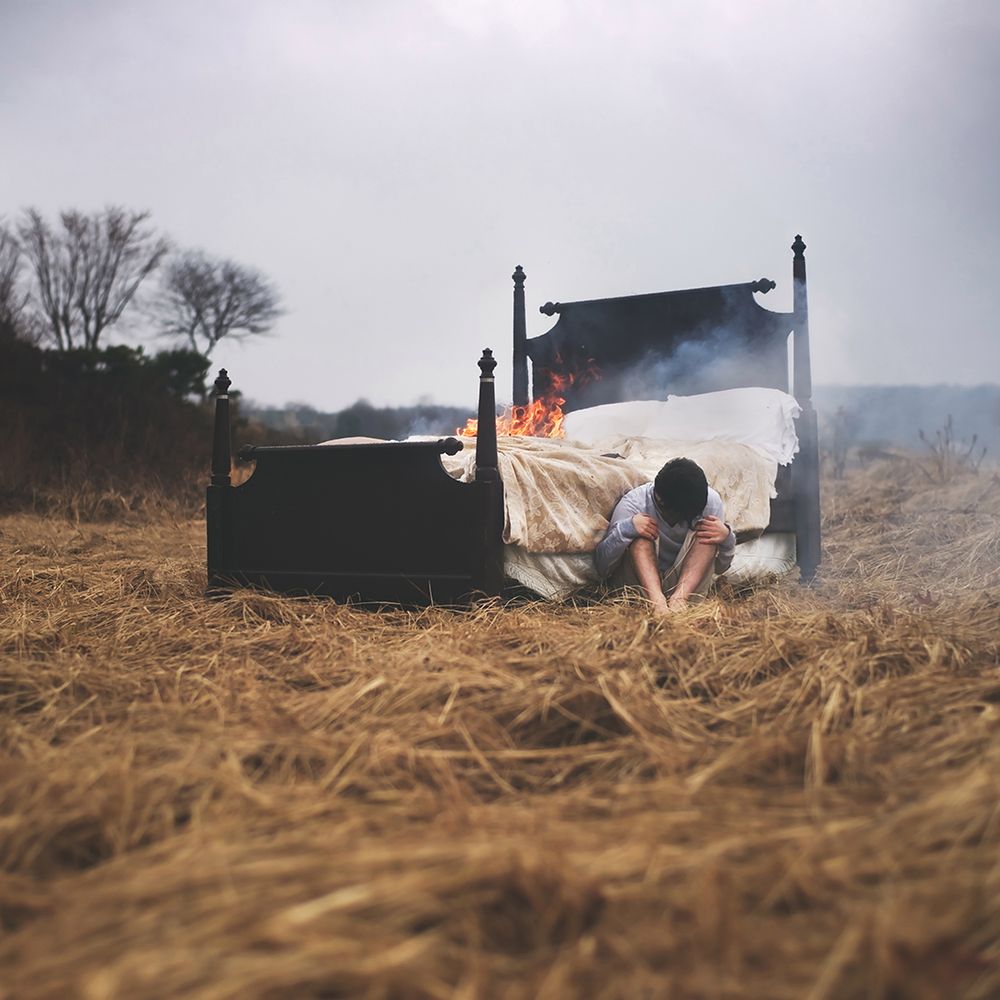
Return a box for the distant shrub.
[918,415,987,483]
[0,340,214,515]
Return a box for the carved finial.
[792,235,806,257]
[752,278,776,294]
[512,265,526,285]
[478,348,496,378]
[214,369,231,396]
[539,302,562,316]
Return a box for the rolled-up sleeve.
[715,525,736,574]
[704,491,736,574]
[594,490,643,579]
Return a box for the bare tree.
[154,250,282,355]
[17,206,169,350]
[0,223,31,341]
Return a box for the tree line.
[245,399,473,443]
[0,205,283,511]
[0,205,281,382]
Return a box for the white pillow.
[563,387,801,466]
[561,400,668,444]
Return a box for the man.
[594,457,735,613]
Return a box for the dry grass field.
[1,460,998,999]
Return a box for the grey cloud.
[1,0,997,409]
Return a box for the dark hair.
[653,458,708,522]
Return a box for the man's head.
[653,458,708,525]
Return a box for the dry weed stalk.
[0,459,998,998]
[918,414,987,483]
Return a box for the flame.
[458,396,567,439]
[458,357,599,439]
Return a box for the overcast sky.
[2,0,998,410]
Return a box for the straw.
[0,457,997,998]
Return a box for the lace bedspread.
[442,435,777,554]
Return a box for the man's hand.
[694,515,730,545]
[632,513,659,540]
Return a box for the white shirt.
[594,483,736,579]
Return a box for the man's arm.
[715,522,736,573]
[695,491,736,573]
[694,516,736,573]
[594,490,646,579]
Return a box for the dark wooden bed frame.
[207,235,820,603]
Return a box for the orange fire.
[459,395,567,439]
[458,358,599,439]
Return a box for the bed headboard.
[512,236,821,582]
[512,235,812,415]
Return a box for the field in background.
[813,384,1000,458]
[1,460,998,998]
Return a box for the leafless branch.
[0,223,32,341]
[152,250,282,355]
[16,206,169,350]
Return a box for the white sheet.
[505,533,797,601]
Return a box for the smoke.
[616,347,1000,469]
[539,304,1000,472]
[622,326,786,402]
[813,385,1000,462]
[556,318,789,414]
[406,408,470,438]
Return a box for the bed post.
[791,236,822,582]
[512,266,529,406]
[474,348,504,597]
[475,349,499,482]
[206,368,233,587]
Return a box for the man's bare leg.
[627,537,670,613]
[666,541,717,610]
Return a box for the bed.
[207,235,820,603]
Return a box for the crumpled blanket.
[442,435,778,553]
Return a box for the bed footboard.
[207,352,504,606]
